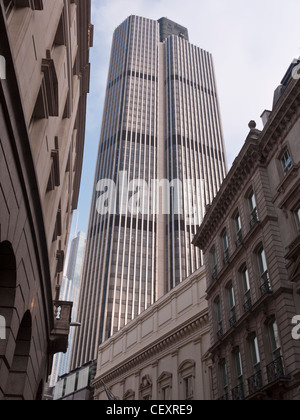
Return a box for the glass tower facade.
[50,232,86,386]
[71,16,227,369]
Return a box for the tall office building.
[50,232,86,386]
[71,16,226,369]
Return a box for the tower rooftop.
[158,17,189,42]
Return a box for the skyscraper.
[50,232,86,386]
[71,16,226,369]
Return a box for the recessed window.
[184,377,193,400]
[257,246,271,295]
[248,335,263,395]
[269,319,281,361]
[242,267,252,312]
[215,297,223,339]
[281,149,293,174]
[249,190,259,227]
[232,349,244,400]
[295,206,300,230]
[211,247,218,279]
[228,284,237,327]
[234,212,242,245]
[222,230,230,264]
[220,361,229,400]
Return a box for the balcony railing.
[267,357,285,383]
[248,370,263,395]
[243,297,253,313]
[232,383,245,401]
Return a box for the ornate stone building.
[193,61,300,400]
[93,267,212,401]
[0,0,92,399]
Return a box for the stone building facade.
[93,267,212,401]
[193,62,300,400]
[0,0,92,399]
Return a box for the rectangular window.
[235,212,243,245]
[220,361,229,399]
[235,351,243,380]
[212,248,218,278]
[258,247,268,277]
[250,335,261,372]
[223,231,230,263]
[295,207,300,230]
[281,149,293,174]
[242,267,252,311]
[269,320,281,360]
[216,298,223,338]
[232,349,245,400]
[184,377,193,400]
[228,284,237,326]
[249,191,259,227]
[258,247,271,294]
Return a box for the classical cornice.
[94,311,209,388]
[193,76,300,252]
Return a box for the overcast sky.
[72,0,300,236]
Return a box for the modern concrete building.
[193,61,300,400]
[71,15,226,369]
[0,0,92,400]
[93,267,212,401]
[50,231,86,387]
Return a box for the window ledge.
[273,163,299,203]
